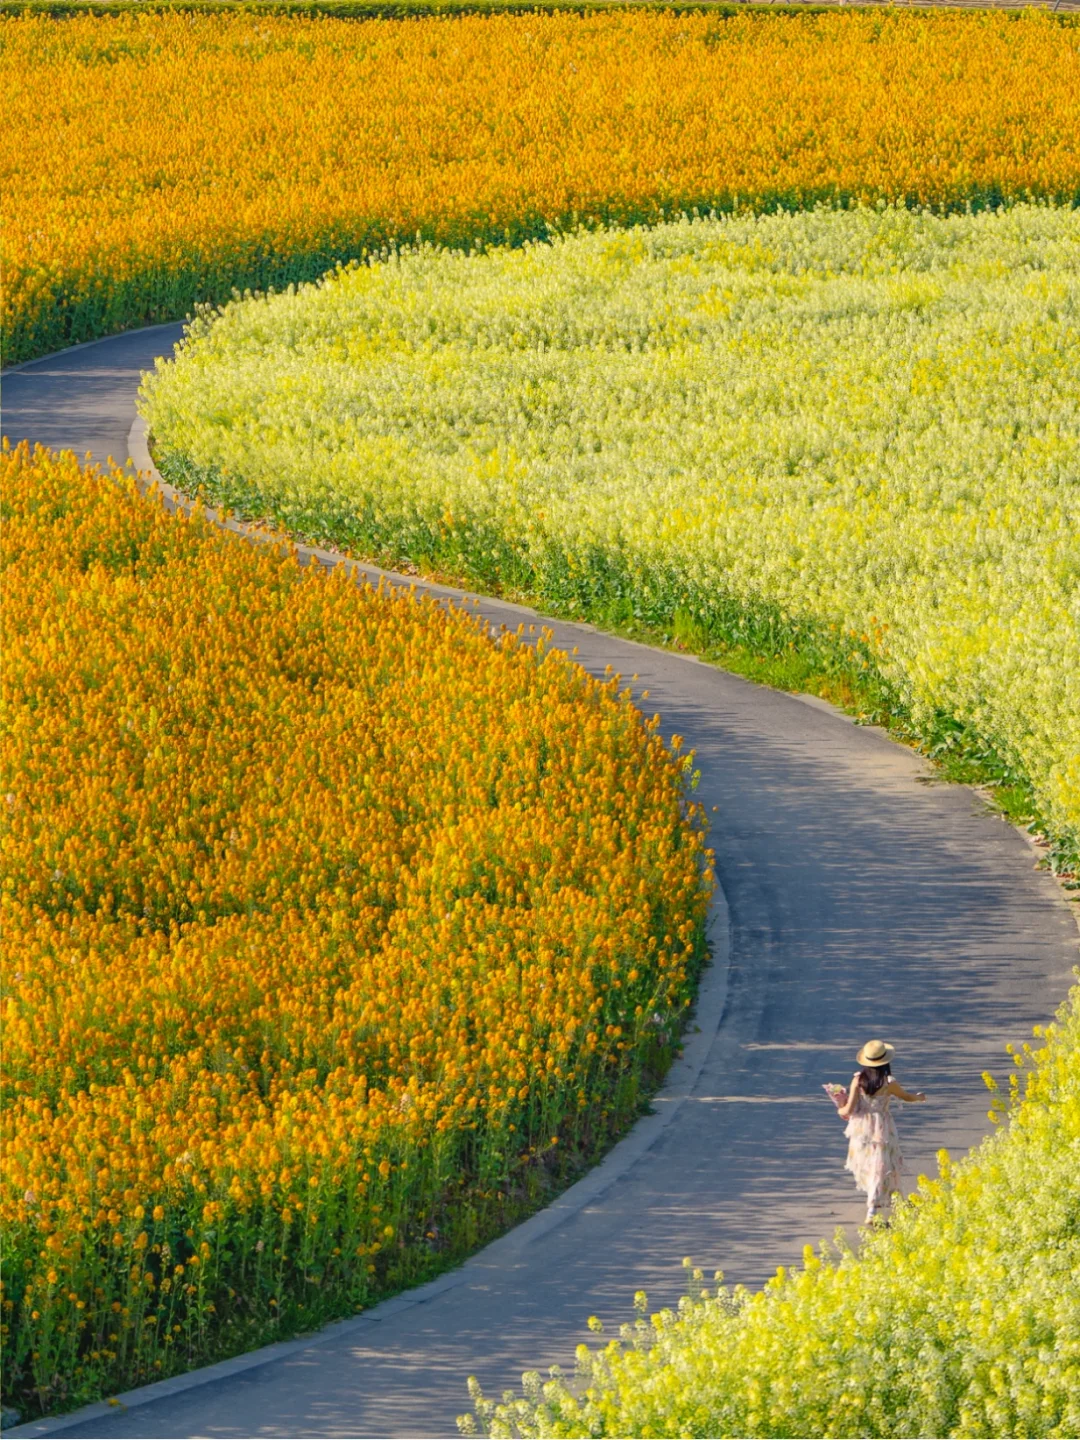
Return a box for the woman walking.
[837,1039,926,1225]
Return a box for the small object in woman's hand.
[823,1083,848,1112]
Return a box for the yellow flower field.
[4,7,1080,365]
[0,442,710,1415]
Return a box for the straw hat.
[856,1039,895,1068]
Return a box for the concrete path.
[3,329,1077,1439]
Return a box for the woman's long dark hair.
[860,1062,891,1096]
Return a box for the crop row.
[5,8,1080,364]
[0,443,710,1415]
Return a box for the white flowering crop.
[463,984,1080,1438]
[142,205,1080,856]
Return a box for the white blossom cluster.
[463,984,1080,1438]
[143,204,1080,853]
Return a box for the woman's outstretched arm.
[887,1079,927,1102]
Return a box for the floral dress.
[844,1085,902,1209]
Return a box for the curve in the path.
[3,330,1077,1440]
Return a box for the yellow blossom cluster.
[0,442,710,1415]
[4,7,1080,364]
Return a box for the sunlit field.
[5,8,1080,364]
[465,983,1080,1438]
[0,443,710,1413]
[3,2,1079,1429]
[143,205,1080,863]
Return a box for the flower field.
[465,982,1080,1439]
[142,204,1080,864]
[5,7,1080,365]
[5,0,1080,1427]
[0,442,710,1414]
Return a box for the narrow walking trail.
[4,330,1077,1439]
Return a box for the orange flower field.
[0,443,710,1412]
[4,7,1080,365]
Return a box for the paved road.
[3,330,1077,1438]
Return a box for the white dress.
[844,1086,903,1208]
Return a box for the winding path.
[3,328,1077,1439]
